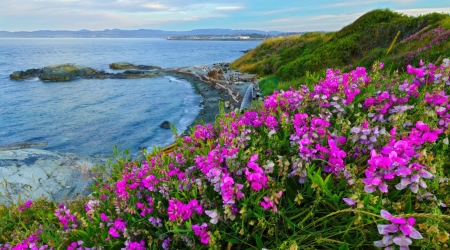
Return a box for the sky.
[1,0,449,32]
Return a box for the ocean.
[0,38,261,156]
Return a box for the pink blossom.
[109,227,120,238]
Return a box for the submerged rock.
[0,149,107,205]
[109,62,161,70]
[0,141,47,151]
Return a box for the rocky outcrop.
[109,62,161,70]
[40,63,97,81]
[10,63,97,81]
[0,149,107,205]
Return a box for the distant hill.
[0,29,284,38]
[232,9,450,80]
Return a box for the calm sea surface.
[0,38,261,155]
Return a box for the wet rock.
[160,121,171,129]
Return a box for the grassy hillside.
[231,9,450,94]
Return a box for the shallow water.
[0,38,261,155]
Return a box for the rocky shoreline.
[3,61,261,204]
[0,148,107,205]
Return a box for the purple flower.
[343,198,356,206]
[100,213,108,222]
[109,227,120,238]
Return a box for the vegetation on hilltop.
[231,9,450,95]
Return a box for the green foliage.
[258,75,280,96]
[232,9,450,95]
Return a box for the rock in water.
[39,63,97,81]
[0,149,107,205]
[109,62,161,70]
[160,121,171,129]
[10,69,42,80]
[0,141,47,151]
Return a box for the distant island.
[0,28,305,38]
[167,33,304,41]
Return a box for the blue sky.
[1,0,449,32]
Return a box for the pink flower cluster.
[191,223,211,245]
[260,191,283,212]
[424,91,450,129]
[245,154,268,191]
[55,204,79,232]
[290,113,346,175]
[0,233,51,250]
[123,240,146,250]
[363,122,436,194]
[193,124,215,141]
[108,217,127,238]
[374,210,422,249]
[351,119,386,156]
[18,200,33,211]
[167,199,203,221]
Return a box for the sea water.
[0,38,261,155]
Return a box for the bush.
[2,59,450,250]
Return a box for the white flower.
[205,210,219,224]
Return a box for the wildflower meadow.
[1,59,450,249]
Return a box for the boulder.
[39,63,97,81]
[0,149,107,205]
[160,121,171,129]
[109,62,161,70]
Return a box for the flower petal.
[380,210,393,220]
[409,228,423,240]
[390,217,407,224]
[393,235,412,246]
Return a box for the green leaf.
[339,243,349,250]
[76,230,89,240]
[252,234,264,249]
[404,195,412,214]
[226,238,241,244]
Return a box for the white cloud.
[215,6,244,11]
[395,7,450,15]
[142,3,169,10]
